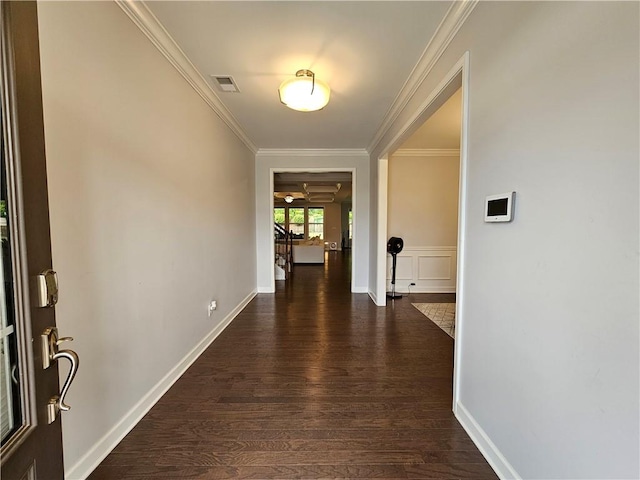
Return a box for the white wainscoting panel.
[394,256,414,281]
[387,246,457,293]
[418,255,452,280]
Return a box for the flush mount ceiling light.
[284,195,295,204]
[278,69,330,112]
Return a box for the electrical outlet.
[208,300,217,317]
[410,283,416,286]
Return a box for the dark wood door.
[1,2,68,479]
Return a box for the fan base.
[386,293,403,300]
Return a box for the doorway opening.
[272,170,354,291]
[375,53,470,409]
[387,86,462,333]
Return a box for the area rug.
[412,303,456,339]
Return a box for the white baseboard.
[66,289,257,480]
[368,290,378,305]
[257,286,274,293]
[454,402,521,480]
[351,286,368,293]
[395,286,456,294]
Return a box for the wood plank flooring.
[89,251,497,479]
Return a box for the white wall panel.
[387,247,456,293]
[417,254,452,280]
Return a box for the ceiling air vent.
[211,75,240,93]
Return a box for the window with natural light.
[273,206,325,240]
[274,207,285,227]
[308,207,324,239]
[288,207,305,237]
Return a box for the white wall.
[371,2,639,479]
[388,153,459,245]
[401,88,462,150]
[256,151,369,293]
[37,2,256,477]
[323,203,342,247]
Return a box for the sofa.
[292,245,325,264]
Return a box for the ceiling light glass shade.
[279,69,330,112]
[284,195,294,203]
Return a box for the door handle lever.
[51,348,78,412]
[41,327,80,423]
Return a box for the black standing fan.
[387,237,404,300]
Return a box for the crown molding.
[257,148,369,158]
[115,0,257,153]
[367,0,478,154]
[393,148,460,157]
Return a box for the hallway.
[89,252,497,479]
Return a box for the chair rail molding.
[115,0,257,153]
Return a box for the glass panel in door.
[0,182,22,446]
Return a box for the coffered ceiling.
[274,172,353,205]
[138,1,455,151]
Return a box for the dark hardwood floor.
[89,251,497,479]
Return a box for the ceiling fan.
[274,191,305,203]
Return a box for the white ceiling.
[145,1,453,150]
[398,87,462,150]
[272,87,462,204]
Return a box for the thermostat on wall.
[484,192,515,222]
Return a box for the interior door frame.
[374,52,470,411]
[269,167,357,293]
